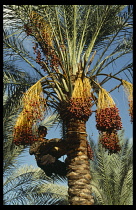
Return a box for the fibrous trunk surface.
[65,119,94,205]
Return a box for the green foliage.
[3,63,27,174]
[3,61,68,205]
[3,165,68,205]
[89,132,133,205]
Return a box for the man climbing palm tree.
[29,126,67,177]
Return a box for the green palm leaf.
[90,132,133,205]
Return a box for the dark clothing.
[37,154,67,177]
[29,139,67,177]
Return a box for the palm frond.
[3,5,133,105]
[4,165,68,205]
[3,27,44,78]
[4,5,132,72]
[3,89,25,174]
[39,113,58,129]
[89,133,133,205]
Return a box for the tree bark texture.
[65,119,94,205]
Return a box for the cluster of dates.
[32,42,60,73]
[67,97,92,121]
[59,97,92,121]
[96,106,122,132]
[24,24,33,36]
[13,98,45,146]
[96,106,122,153]
[24,21,60,72]
[13,126,38,146]
[87,141,93,160]
[99,132,121,154]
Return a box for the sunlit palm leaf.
[4,165,68,205]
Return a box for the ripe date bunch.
[87,141,93,160]
[99,131,121,154]
[96,106,122,132]
[33,43,60,72]
[59,97,92,121]
[13,126,38,146]
[67,97,92,121]
[13,96,45,146]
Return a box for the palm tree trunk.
[65,119,94,205]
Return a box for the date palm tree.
[3,5,133,205]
